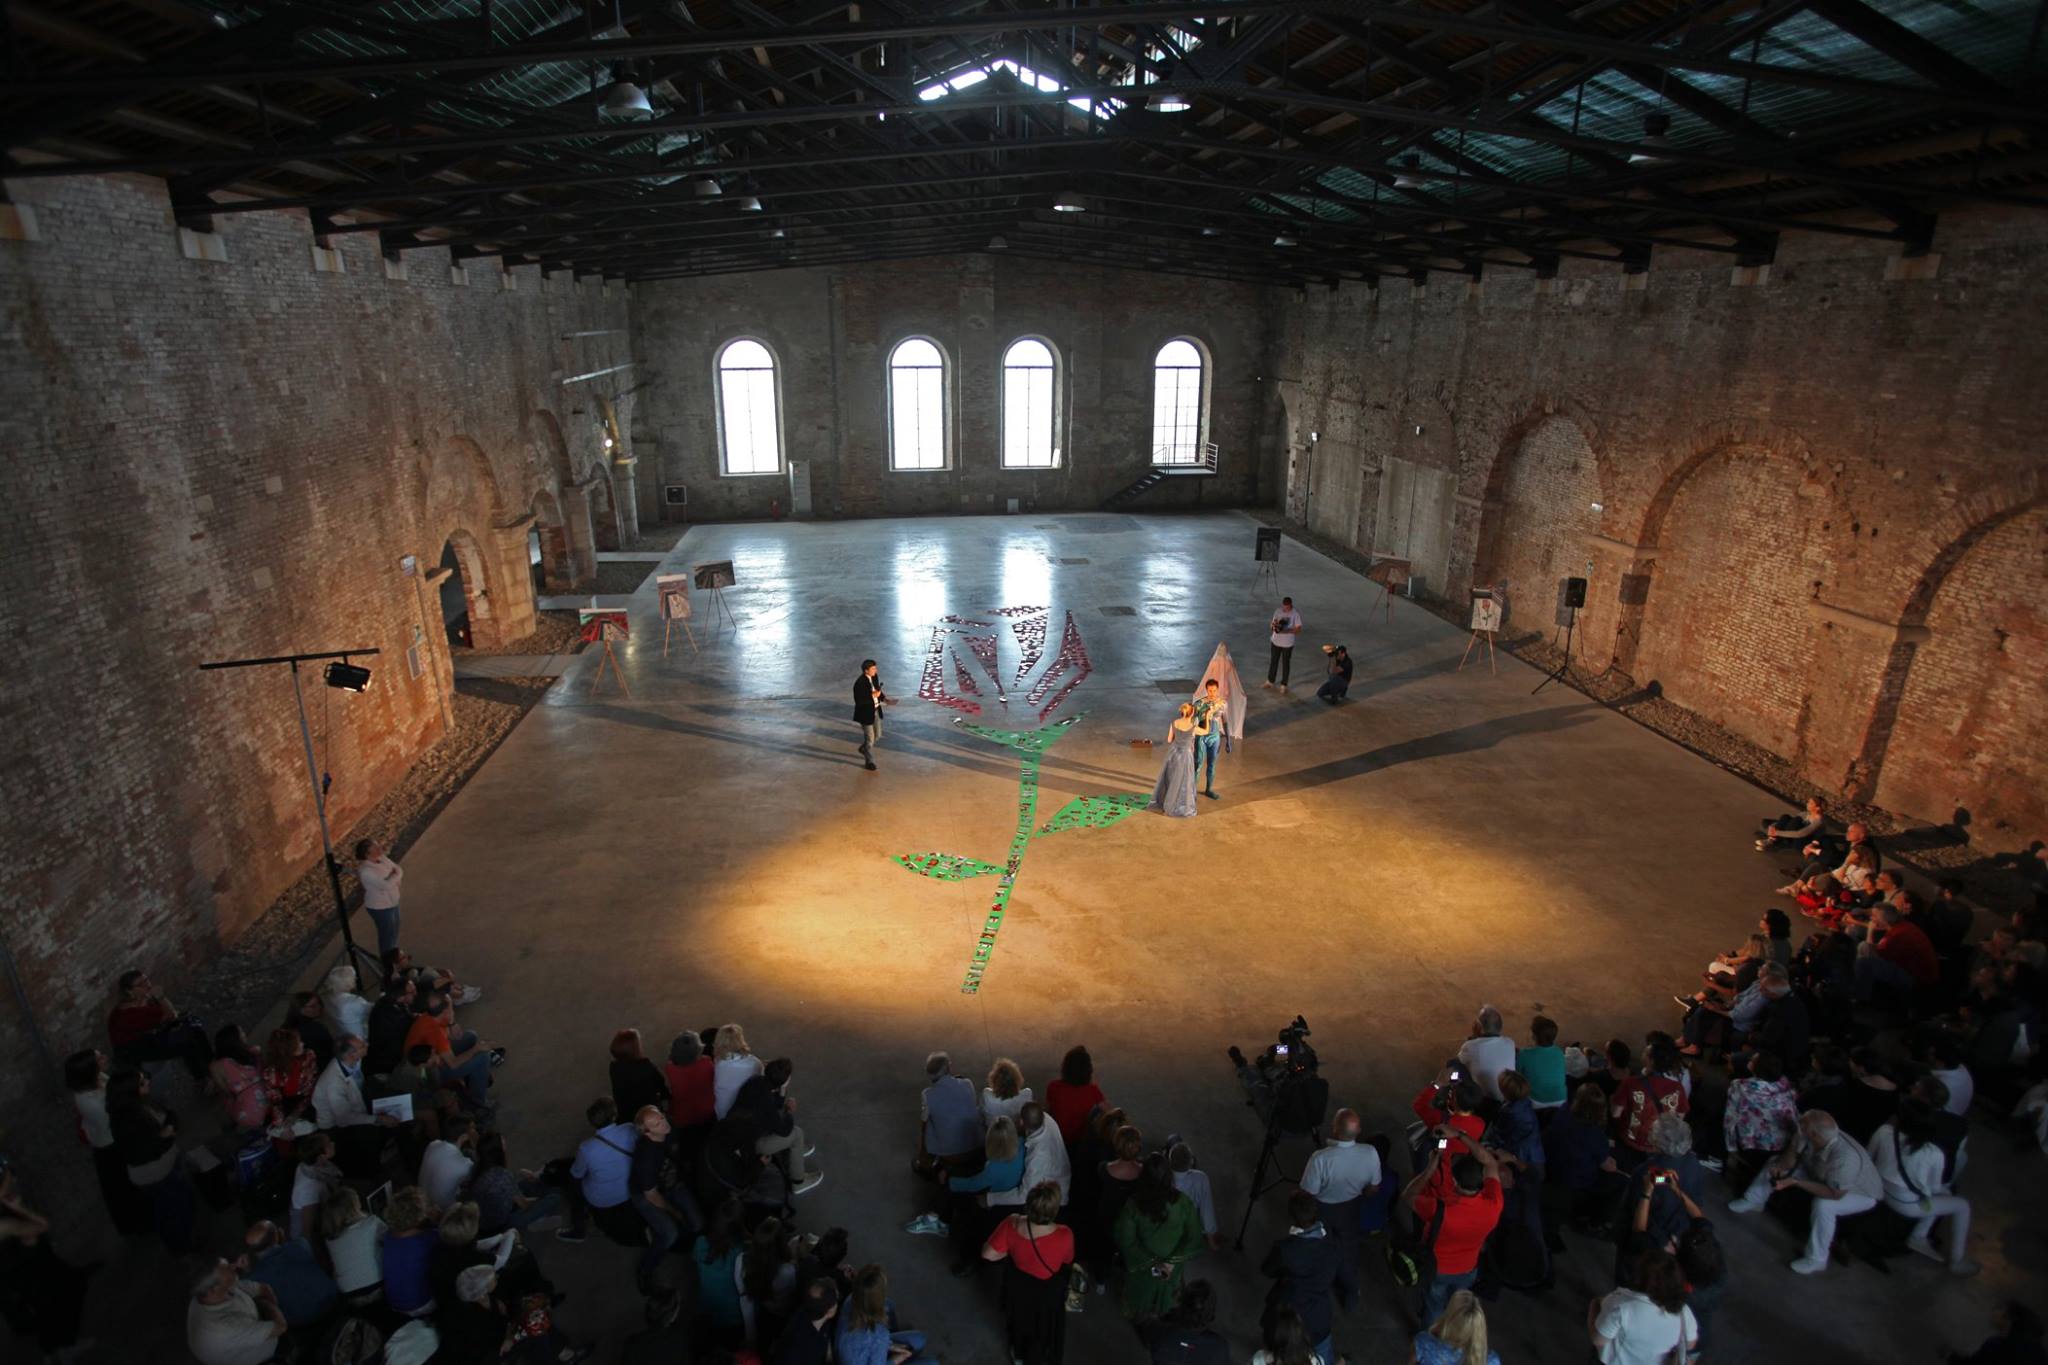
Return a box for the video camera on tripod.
[1229,1015,1333,1248]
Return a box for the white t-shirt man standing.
[1265,597,1304,691]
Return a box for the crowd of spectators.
[3,828,2045,1365]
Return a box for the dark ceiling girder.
[1803,0,2006,94]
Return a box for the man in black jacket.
[734,1057,819,1195]
[853,659,887,771]
[768,1278,838,1365]
[1262,1190,1344,1365]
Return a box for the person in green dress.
[1112,1153,1205,1320]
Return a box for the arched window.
[1150,338,1208,465]
[715,338,782,475]
[1001,338,1059,469]
[888,337,948,471]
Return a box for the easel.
[1369,579,1398,624]
[1458,627,1497,673]
[590,633,632,697]
[704,584,736,628]
[662,613,698,658]
[1252,556,1280,598]
[1365,558,1410,624]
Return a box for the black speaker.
[1564,576,1588,608]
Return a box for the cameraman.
[1228,1040,1328,1137]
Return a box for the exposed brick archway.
[1467,402,1614,642]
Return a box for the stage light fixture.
[324,661,373,692]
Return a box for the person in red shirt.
[980,1181,1075,1364]
[1410,1070,1487,1198]
[1044,1046,1106,1147]
[1856,901,1940,997]
[665,1031,717,1130]
[106,970,211,1078]
[1610,1040,1690,1162]
[1403,1130,1505,1324]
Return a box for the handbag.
[1385,1195,1447,1288]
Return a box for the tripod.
[1232,1089,1325,1249]
[1532,604,1577,695]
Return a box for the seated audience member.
[1730,966,1809,1077]
[1783,819,1881,889]
[989,1102,1074,1217]
[288,1132,342,1242]
[626,1104,691,1294]
[1944,1302,2046,1365]
[364,976,418,1077]
[107,968,212,1078]
[769,1278,840,1365]
[1723,1052,1801,1184]
[1164,1140,1219,1250]
[1403,1135,1505,1325]
[692,1196,748,1347]
[921,1051,987,1175]
[1456,1005,1517,1102]
[740,1217,800,1349]
[1728,1109,1882,1274]
[1681,954,1775,1056]
[420,1114,479,1209]
[1757,796,1826,852]
[1586,1039,1632,1100]
[561,1097,640,1244]
[1919,1034,1977,1117]
[711,1024,764,1120]
[943,1115,1026,1272]
[1250,1305,1320,1365]
[0,1166,95,1364]
[310,1034,400,1176]
[1411,1071,1487,1197]
[208,1025,271,1134]
[1676,1218,1727,1354]
[836,1263,936,1365]
[609,1028,671,1120]
[321,964,373,1043]
[1114,1154,1204,1323]
[386,1043,459,1140]
[794,1226,854,1305]
[470,1132,562,1236]
[983,1057,1033,1124]
[1261,1190,1343,1364]
[1142,1277,1230,1365]
[1789,845,1876,912]
[239,1219,339,1328]
[381,947,481,1009]
[260,1026,320,1127]
[1542,1082,1619,1244]
[380,1186,440,1317]
[1871,1096,1979,1276]
[1044,1045,1107,1147]
[1611,1040,1689,1167]
[1926,880,1978,957]
[320,1186,387,1299]
[734,1056,820,1194]
[186,1258,286,1365]
[1615,1114,1705,1286]
[405,993,497,1111]
[1700,933,1770,1000]
[980,1180,1075,1365]
[1590,1250,1698,1365]
[1419,1289,1501,1365]
[1518,1016,1568,1111]
[666,1031,717,1135]
[1833,1049,1901,1144]
[1857,902,1941,1000]
[1760,907,1796,968]
[437,1264,512,1362]
[290,991,336,1072]
[432,1200,544,1311]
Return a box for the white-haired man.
[987,1100,1072,1213]
[187,1258,286,1365]
[1728,1109,1881,1273]
[1456,1006,1517,1102]
[1300,1108,1380,1305]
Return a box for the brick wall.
[628,254,1269,521]
[0,174,629,1094]
[1268,212,2048,838]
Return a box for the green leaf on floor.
[893,852,1003,880]
[1035,794,1149,835]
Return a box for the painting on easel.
[578,605,632,695]
[655,574,699,658]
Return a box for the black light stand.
[197,648,382,993]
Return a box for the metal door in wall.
[1286,441,1311,524]
[1372,455,1455,596]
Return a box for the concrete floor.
[383,511,2029,1364]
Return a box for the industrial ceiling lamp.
[987,234,1009,250]
[691,176,722,198]
[1629,112,1675,164]
[1200,225,1223,237]
[1392,155,1430,189]
[602,67,655,118]
[768,228,786,239]
[1151,91,1192,112]
[733,195,763,211]
[1273,234,1297,247]
[1052,192,1087,212]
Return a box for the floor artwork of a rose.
[893,606,1149,992]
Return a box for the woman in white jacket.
[1870,1096,1978,1275]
